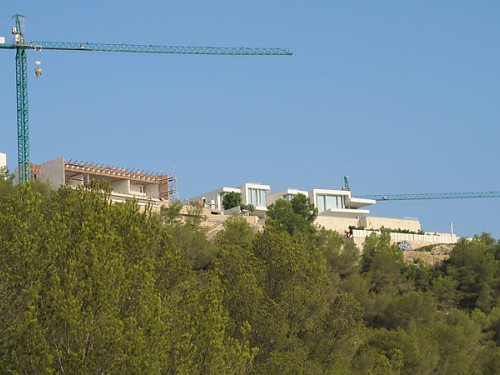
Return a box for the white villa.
[268,187,384,233]
[188,182,271,217]
[190,183,378,224]
[268,188,376,218]
[266,186,458,247]
[193,184,377,219]
[188,182,459,248]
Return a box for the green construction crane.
[359,191,500,201]
[343,176,500,201]
[0,14,292,183]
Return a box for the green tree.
[361,231,410,294]
[382,291,437,329]
[216,215,255,248]
[316,228,360,280]
[251,225,365,373]
[3,177,499,374]
[403,259,435,292]
[290,193,317,223]
[160,200,183,225]
[212,240,287,367]
[164,271,257,374]
[0,184,255,373]
[0,168,15,200]
[431,275,460,310]
[223,192,242,210]
[444,236,498,312]
[161,203,216,270]
[428,309,484,374]
[266,194,317,235]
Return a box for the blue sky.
[1,1,499,238]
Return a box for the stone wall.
[359,216,421,232]
[351,229,458,250]
[315,216,360,234]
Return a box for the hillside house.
[188,182,271,217]
[31,157,174,210]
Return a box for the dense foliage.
[0,181,499,374]
[222,192,242,211]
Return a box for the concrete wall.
[145,183,159,199]
[111,179,130,195]
[351,229,458,250]
[390,233,458,248]
[38,157,65,187]
[315,215,421,235]
[111,191,163,212]
[66,173,85,188]
[359,216,421,232]
[315,216,361,234]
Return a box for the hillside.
[0,179,499,374]
[404,244,455,265]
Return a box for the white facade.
[191,183,374,219]
[188,186,241,212]
[0,152,6,169]
[240,183,271,216]
[188,182,271,216]
[309,188,375,218]
[269,187,375,218]
[268,187,375,218]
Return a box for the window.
[317,195,326,212]
[283,194,295,201]
[248,188,266,207]
[316,194,345,212]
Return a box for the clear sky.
[1,1,499,238]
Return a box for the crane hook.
[34,60,42,77]
[34,46,42,77]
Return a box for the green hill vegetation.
[0,175,499,374]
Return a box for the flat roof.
[64,160,169,184]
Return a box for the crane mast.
[12,15,30,183]
[0,14,292,182]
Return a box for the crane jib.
[0,41,292,56]
[358,191,500,201]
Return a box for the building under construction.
[31,157,176,209]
